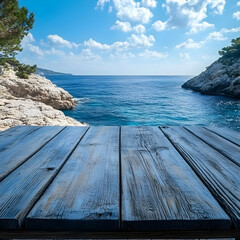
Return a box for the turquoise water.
[47,75,240,130]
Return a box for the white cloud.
[96,0,110,9]
[133,24,146,33]
[139,49,168,58]
[141,0,157,8]
[47,35,78,48]
[207,31,227,41]
[66,49,102,62]
[205,27,240,42]
[83,33,155,52]
[111,41,130,51]
[96,0,154,24]
[176,39,204,49]
[22,33,69,57]
[221,27,240,33]
[176,26,239,50]
[233,11,240,20]
[104,0,153,24]
[84,38,130,52]
[160,0,225,34]
[83,38,111,50]
[45,48,65,56]
[179,52,190,59]
[110,52,135,60]
[237,1,240,6]
[97,0,225,31]
[22,33,35,45]
[80,49,102,61]
[128,33,155,47]
[39,39,49,47]
[21,33,45,56]
[111,20,132,32]
[188,21,214,34]
[152,20,167,31]
[27,45,44,56]
[210,0,225,14]
[176,25,240,50]
[111,21,146,33]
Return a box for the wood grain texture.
[0,126,39,147]
[0,126,40,158]
[26,126,120,231]
[0,126,88,230]
[205,126,240,147]
[121,126,230,231]
[185,126,240,167]
[161,126,240,229]
[0,126,64,181]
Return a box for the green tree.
[0,0,36,78]
[219,37,240,58]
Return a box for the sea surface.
[47,75,240,130]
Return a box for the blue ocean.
[47,75,240,130]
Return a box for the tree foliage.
[0,0,36,78]
[219,37,240,58]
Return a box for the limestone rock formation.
[182,57,240,99]
[0,98,83,131]
[0,68,75,109]
[0,68,85,131]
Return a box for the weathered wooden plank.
[161,126,240,229]
[0,125,38,138]
[205,126,240,147]
[185,126,240,167]
[0,126,40,152]
[0,126,88,230]
[26,126,120,231]
[0,126,64,181]
[121,126,230,231]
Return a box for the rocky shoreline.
[182,56,240,99]
[0,68,85,131]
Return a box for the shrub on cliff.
[0,0,36,78]
[219,37,240,59]
[0,57,37,79]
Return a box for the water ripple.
[47,75,240,130]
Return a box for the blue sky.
[18,0,240,75]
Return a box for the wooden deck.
[0,125,240,239]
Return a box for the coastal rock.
[0,98,83,132]
[182,57,240,98]
[0,68,75,109]
[0,67,86,131]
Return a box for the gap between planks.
[26,126,120,231]
[0,126,239,232]
[160,126,240,229]
[0,126,66,182]
[0,127,89,230]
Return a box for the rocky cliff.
[182,56,240,99]
[0,68,85,131]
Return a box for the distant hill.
[36,68,72,76]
